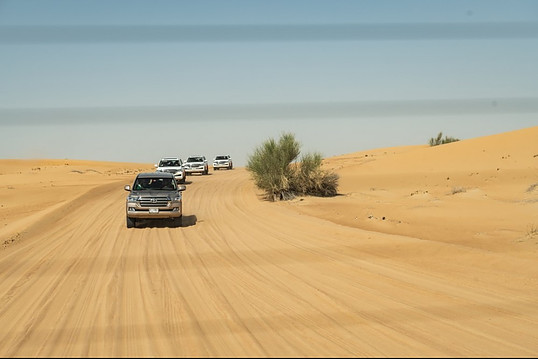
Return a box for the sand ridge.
[290,126,538,252]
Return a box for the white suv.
[213,155,233,170]
[155,157,186,184]
[184,155,209,175]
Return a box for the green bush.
[290,152,339,197]
[246,132,339,201]
[429,132,460,146]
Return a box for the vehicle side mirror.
[154,164,158,168]
[177,185,186,192]
[124,185,131,191]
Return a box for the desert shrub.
[247,132,339,201]
[246,133,299,201]
[527,224,538,238]
[290,152,339,197]
[451,186,466,194]
[526,183,538,193]
[429,132,460,146]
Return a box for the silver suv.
[124,172,186,228]
[184,155,209,175]
[213,154,233,170]
[155,157,186,184]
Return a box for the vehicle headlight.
[127,195,139,202]
[172,194,182,201]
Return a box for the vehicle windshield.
[215,156,228,160]
[159,160,180,167]
[133,177,177,191]
[187,157,204,162]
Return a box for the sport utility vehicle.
[155,157,186,183]
[124,172,186,228]
[213,154,233,170]
[184,155,209,175]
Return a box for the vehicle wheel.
[175,216,183,227]
[126,216,136,228]
[204,167,208,175]
[214,167,219,171]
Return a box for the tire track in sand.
[0,171,537,356]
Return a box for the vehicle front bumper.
[126,203,182,219]
[185,166,206,174]
[213,162,231,169]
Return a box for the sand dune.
[0,127,537,356]
[291,126,538,251]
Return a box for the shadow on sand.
[134,214,197,228]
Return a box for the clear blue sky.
[1,0,537,166]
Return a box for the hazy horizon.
[1,0,537,166]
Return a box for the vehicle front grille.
[139,197,169,207]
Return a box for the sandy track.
[1,168,537,357]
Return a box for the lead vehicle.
[124,172,186,228]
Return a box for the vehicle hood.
[129,190,179,198]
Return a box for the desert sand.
[0,126,537,357]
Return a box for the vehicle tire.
[126,216,136,228]
[175,216,183,227]
[214,167,219,171]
